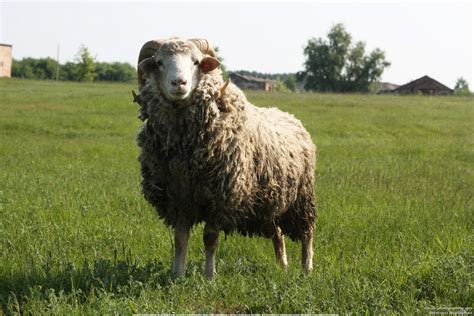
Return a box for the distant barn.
[229,72,276,91]
[392,75,453,95]
[0,43,12,78]
[376,82,400,94]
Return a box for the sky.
[0,1,472,88]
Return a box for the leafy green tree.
[95,62,135,82]
[12,57,59,80]
[284,74,297,92]
[60,62,79,81]
[12,59,34,78]
[74,44,96,82]
[454,77,470,96]
[302,23,390,92]
[274,77,289,92]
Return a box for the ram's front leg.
[203,222,219,279]
[272,226,288,269]
[172,218,190,277]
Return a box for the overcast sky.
[1,1,472,88]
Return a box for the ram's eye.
[194,60,199,66]
[156,60,163,67]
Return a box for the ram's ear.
[138,57,157,75]
[200,56,220,73]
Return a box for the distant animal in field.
[134,37,317,279]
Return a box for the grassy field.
[0,78,473,314]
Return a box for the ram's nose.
[171,78,188,87]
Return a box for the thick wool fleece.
[137,72,316,241]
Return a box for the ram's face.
[154,50,199,101]
[139,40,220,102]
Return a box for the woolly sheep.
[135,37,316,279]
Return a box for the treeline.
[9,35,470,94]
[12,45,135,82]
[12,58,135,82]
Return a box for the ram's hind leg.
[301,230,313,273]
[172,219,190,277]
[299,186,316,273]
[272,226,288,269]
[203,222,219,279]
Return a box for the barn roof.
[229,72,276,83]
[376,82,400,93]
[393,75,453,93]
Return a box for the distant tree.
[74,44,96,82]
[95,62,135,82]
[12,57,59,80]
[12,59,33,78]
[295,71,306,82]
[284,74,297,92]
[274,77,289,92]
[60,62,78,81]
[302,23,390,92]
[454,77,470,96]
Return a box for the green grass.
[0,78,473,314]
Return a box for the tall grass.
[0,79,472,313]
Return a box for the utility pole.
[55,44,60,80]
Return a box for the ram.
[135,37,316,279]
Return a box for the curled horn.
[189,38,217,57]
[137,39,165,89]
